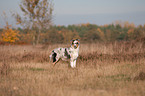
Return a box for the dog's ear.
[76,39,80,44]
[76,39,80,41]
[71,40,75,44]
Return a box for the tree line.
[0,22,145,44]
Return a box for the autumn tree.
[14,0,53,44]
[0,12,20,44]
[1,22,19,43]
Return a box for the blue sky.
[0,0,145,27]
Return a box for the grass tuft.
[29,68,45,71]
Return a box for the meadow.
[0,41,145,96]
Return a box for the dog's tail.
[49,51,53,62]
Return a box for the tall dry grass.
[0,41,145,96]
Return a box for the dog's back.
[49,47,70,62]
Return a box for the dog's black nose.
[74,46,77,49]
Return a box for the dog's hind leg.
[52,52,60,66]
[53,58,60,66]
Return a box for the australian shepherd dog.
[49,39,80,68]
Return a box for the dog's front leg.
[70,59,74,68]
[70,59,76,68]
[73,59,76,68]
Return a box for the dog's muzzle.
[74,46,77,49]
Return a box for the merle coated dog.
[49,39,80,68]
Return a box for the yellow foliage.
[97,28,102,33]
[81,23,90,27]
[1,24,20,43]
[97,28,105,41]
[114,21,135,28]
[127,29,134,35]
[127,29,135,39]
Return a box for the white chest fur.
[70,47,79,60]
[69,47,79,68]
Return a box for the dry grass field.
[0,42,145,96]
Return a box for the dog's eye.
[76,42,78,44]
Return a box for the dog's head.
[71,39,80,49]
